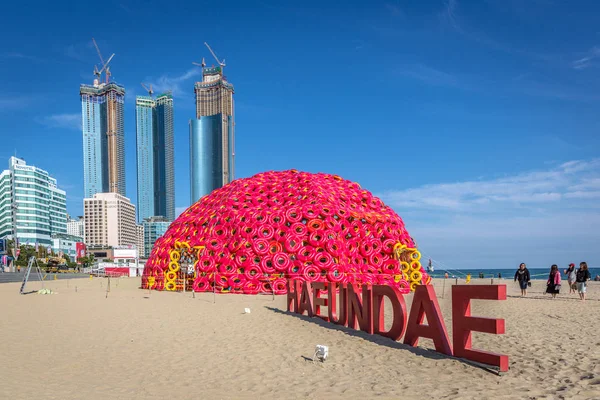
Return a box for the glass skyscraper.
[0,157,67,246]
[154,94,175,222]
[190,116,223,202]
[190,65,235,203]
[142,216,170,258]
[135,93,175,223]
[135,96,155,223]
[80,82,126,198]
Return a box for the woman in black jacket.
[576,262,591,301]
[514,263,531,297]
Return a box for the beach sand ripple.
[1,277,599,399]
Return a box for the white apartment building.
[136,224,144,257]
[66,215,84,238]
[84,192,136,248]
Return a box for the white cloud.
[439,0,461,32]
[379,160,600,269]
[0,95,34,110]
[572,46,600,70]
[36,113,81,130]
[397,64,458,87]
[380,159,600,211]
[564,191,600,199]
[150,68,201,98]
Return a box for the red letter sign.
[312,282,329,321]
[404,285,452,355]
[452,285,508,372]
[297,281,314,316]
[328,282,347,325]
[286,279,301,312]
[347,284,373,334]
[372,285,407,341]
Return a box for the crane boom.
[141,82,154,96]
[98,53,115,74]
[204,42,225,67]
[92,38,105,66]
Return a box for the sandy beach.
[1,276,599,400]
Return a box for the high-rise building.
[83,192,136,248]
[0,157,67,246]
[142,216,170,258]
[135,96,155,222]
[136,224,144,257]
[190,64,234,203]
[155,94,175,221]
[135,93,175,222]
[81,81,126,198]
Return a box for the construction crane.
[91,37,115,83]
[204,42,225,68]
[192,57,206,68]
[141,82,154,96]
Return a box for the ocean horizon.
[428,267,599,280]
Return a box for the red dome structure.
[142,170,430,294]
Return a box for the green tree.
[16,244,37,266]
[37,245,47,259]
[77,254,95,268]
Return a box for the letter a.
[297,281,314,317]
[404,285,452,355]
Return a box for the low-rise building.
[51,233,83,262]
[142,216,170,258]
[66,215,84,238]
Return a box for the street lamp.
[12,202,18,272]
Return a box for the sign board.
[0,238,5,255]
[76,242,86,263]
[113,248,138,259]
[287,280,509,372]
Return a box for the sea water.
[429,267,599,281]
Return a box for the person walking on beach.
[546,265,561,298]
[564,263,577,294]
[575,262,591,301]
[514,263,530,296]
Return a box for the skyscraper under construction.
[80,39,126,198]
[190,44,235,203]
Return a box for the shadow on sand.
[264,305,501,373]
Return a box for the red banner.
[76,242,86,263]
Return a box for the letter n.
[347,284,373,334]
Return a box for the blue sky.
[1,0,599,269]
